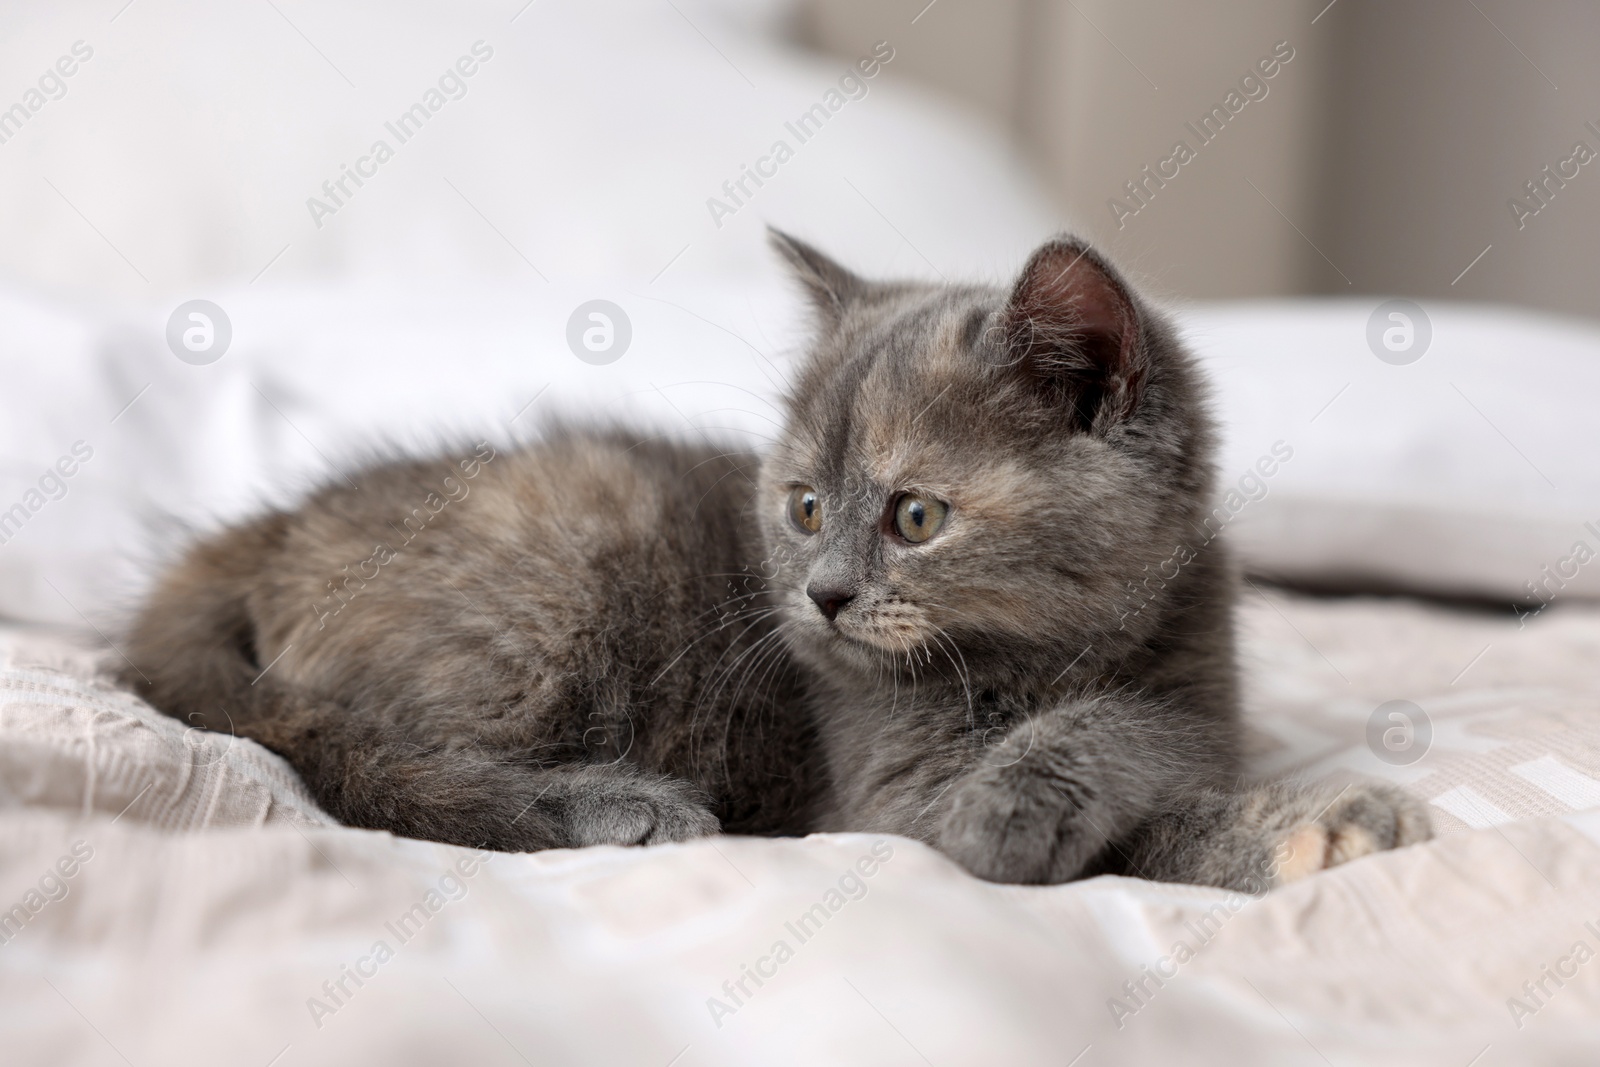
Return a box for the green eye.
[788,486,821,534]
[893,494,947,543]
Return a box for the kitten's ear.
[1000,237,1147,430]
[768,228,866,328]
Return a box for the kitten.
[122,231,1430,889]
[755,233,1429,886]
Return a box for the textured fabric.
[0,624,331,832]
[1,592,1599,1065]
[1237,587,1600,834]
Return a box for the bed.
[3,2,1599,1064]
[5,590,1600,1065]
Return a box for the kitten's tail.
[120,512,290,736]
[119,515,408,828]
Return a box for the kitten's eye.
[788,486,822,534]
[893,494,948,543]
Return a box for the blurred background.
[1,0,1597,623]
[4,0,1595,312]
[807,0,1600,316]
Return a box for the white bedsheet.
[4,589,1600,1066]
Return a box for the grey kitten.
[756,234,1428,887]
[122,231,1429,889]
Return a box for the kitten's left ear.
[1001,237,1147,429]
[768,228,866,329]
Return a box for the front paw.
[935,767,1104,885]
[1273,781,1433,884]
[566,774,721,847]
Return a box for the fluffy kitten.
[122,232,1429,888]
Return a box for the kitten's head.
[759,230,1217,687]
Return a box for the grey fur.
[121,231,1430,888]
[122,434,809,850]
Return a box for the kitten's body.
[128,434,816,848]
[124,233,1429,887]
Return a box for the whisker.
[931,626,975,730]
[699,626,787,766]
[684,610,783,764]
[651,606,779,687]
[718,628,792,762]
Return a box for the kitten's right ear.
[768,228,865,329]
[1000,236,1147,431]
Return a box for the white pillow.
[1179,299,1600,606]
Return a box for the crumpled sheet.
[3,589,1600,1066]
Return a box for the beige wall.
[803,0,1600,320]
[1312,0,1600,317]
[799,0,1031,130]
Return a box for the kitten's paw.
[935,769,1100,884]
[1272,781,1432,884]
[565,773,721,848]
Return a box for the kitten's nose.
[806,583,855,621]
